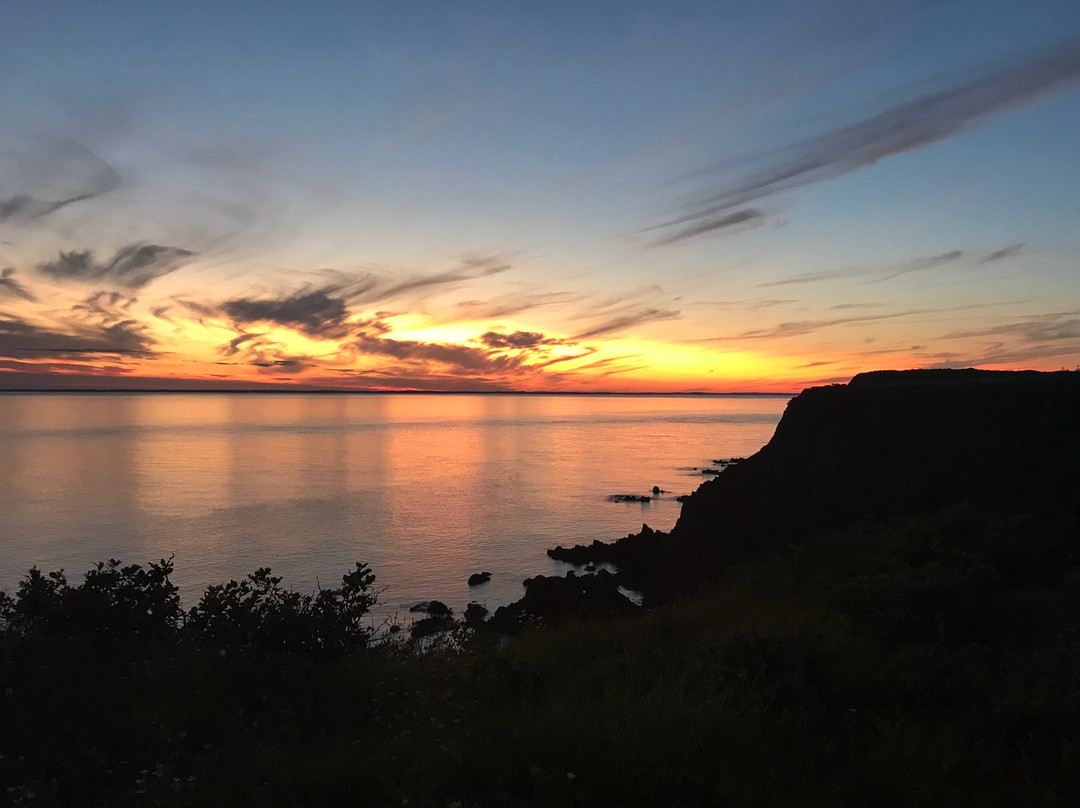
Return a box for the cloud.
[871,251,963,283]
[308,254,515,312]
[352,332,527,374]
[688,298,796,311]
[694,303,1003,341]
[222,285,351,339]
[573,307,680,339]
[923,338,1080,368]
[0,268,36,302]
[480,330,559,350]
[221,332,264,356]
[757,245,1027,288]
[250,356,314,374]
[594,364,651,378]
[37,243,196,289]
[321,367,519,392]
[648,208,765,247]
[569,354,644,373]
[151,305,174,322]
[0,315,154,358]
[72,290,137,320]
[655,38,1080,241]
[213,330,319,375]
[980,243,1026,263]
[353,317,393,335]
[758,249,968,287]
[532,347,599,369]
[0,143,120,223]
[218,256,516,340]
[173,298,217,319]
[359,254,512,304]
[941,312,1080,343]
[453,291,584,321]
[0,358,136,378]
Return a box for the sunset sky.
[1,1,1078,392]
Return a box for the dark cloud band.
[654,39,1080,244]
[37,244,195,289]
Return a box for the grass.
[2,505,1078,806]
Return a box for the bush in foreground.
[1,506,1078,806]
[0,559,379,656]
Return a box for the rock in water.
[409,600,452,617]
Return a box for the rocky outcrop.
[489,569,638,630]
[409,600,452,617]
[552,369,1080,601]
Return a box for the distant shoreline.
[0,388,796,397]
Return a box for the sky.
[1,0,1078,393]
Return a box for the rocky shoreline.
[476,368,1080,625]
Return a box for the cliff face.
[550,369,1080,600]
[675,369,1080,554]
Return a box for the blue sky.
[1,1,1078,390]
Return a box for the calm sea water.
[0,393,789,617]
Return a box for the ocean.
[0,393,789,618]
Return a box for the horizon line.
[0,387,799,397]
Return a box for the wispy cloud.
[924,339,1080,368]
[756,245,1023,287]
[453,291,584,321]
[694,303,1004,341]
[647,208,765,247]
[0,143,120,223]
[221,256,518,340]
[351,332,526,375]
[980,243,1027,263]
[569,354,645,373]
[687,298,797,311]
[220,332,264,356]
[653,38,1080,243]
[0,269,36,302]
[321,367,518,392]
[573,307,680,340]
[173,298,217,320]
[941,312,1080,343]
[357,254,512,305]
[0,315,154,359]
[72,290,137,320]
[213,328,325,376]
[37,244,196,289]
[480,330,561,350]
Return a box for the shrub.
[0,559,379,658]
[185,562,378,656]
[0,558,181,638]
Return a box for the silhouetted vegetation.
[2,506,1078,806]
[0,560,378,657]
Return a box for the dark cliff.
[678,368,1080,545]
[551,369,1080,599]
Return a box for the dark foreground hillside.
[680,368,1080,547]
[2,369,1078,806]
[551,369,1080,600]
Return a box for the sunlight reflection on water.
[0,393,788,617]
